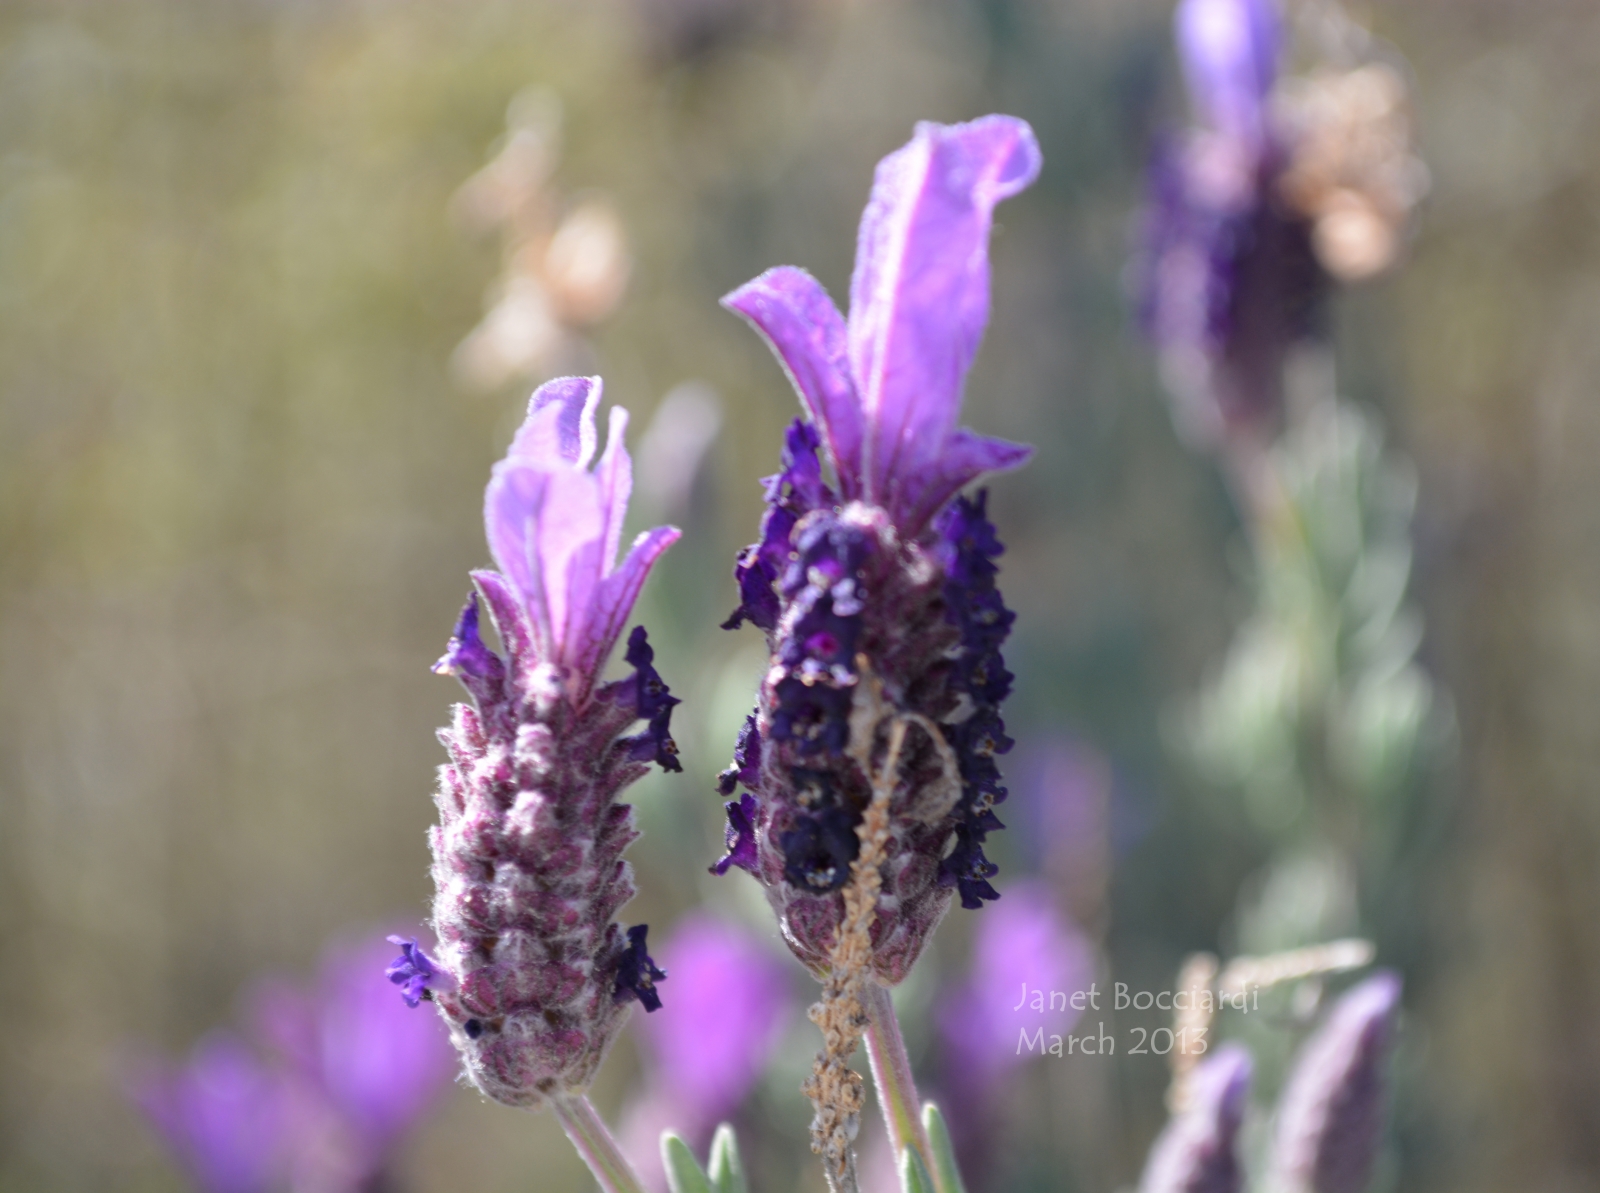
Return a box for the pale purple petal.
[1176,0,1280,149]
[485,460,603,669]
[471,569,535,676]
[509,374,602,467]
[483,376,678,697]
[847,116,1041,513]
[721,266,863,495]
[571,524,682,687]
[595,405,633,581]
[896,428,1032,539]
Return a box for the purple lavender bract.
[1269,972,1402,1193]
[417,375,681,1108]
[1138,1044,1253,1193]
[717,116,1038,984]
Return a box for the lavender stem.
[862,981,942,1191]
[551,1093,649,1193]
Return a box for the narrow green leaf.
[706,1124,748,1193]
[661,1132,714,1193]
[922,1103,968,1193]
[899,1145,935,1193]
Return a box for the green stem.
[861,981,942,1191]
[550,1093,648,1193]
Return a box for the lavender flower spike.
[1269,972,1402,1193]
[717,118,1038,990]
[416,375,682,1109]
[1138,1044,1253,1193]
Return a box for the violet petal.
[722,266,863,494]
[847,116,1041,519]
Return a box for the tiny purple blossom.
[1139,1044,1253,1193]
[128,1033,290,1193]
[1269,972,1402,1193]
[385,937,440,1008]
[711,791,760,876]
[723,116,1037,539]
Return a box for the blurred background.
[1,0,1597,1191]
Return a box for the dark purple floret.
[384,937,440,1009]
[942,826,1002,909]
[431,594,506,706]
[723,419,837,632]
[779,800,862,894]
[768,516,873,753]
[619,626,682,773]
[933,492,1017,905]
[711,792,761,876]
[717,714,762,796]
[614,925,667,1013]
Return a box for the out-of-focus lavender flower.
[252,937,455,1183]
[1138,1044,1253,1193]
[934,880,1094,1187]
[128,1033,291,1193]
[1141,0,1425,451]
[414,374,681,1109]
[1176,0,1280,151]
[621,915,793,1188]
[936,879,1095,1086]
[1140,0,1322,450]
[1269,972,1401,1193]
[716,116,1038,988]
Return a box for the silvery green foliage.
[659,1106,970,1193]
[1186,394,1440,841]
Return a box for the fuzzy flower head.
[716,117,1038,987]
[414,376,681,1109]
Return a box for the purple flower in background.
[716,116,1038,985]
[636,914,791,1117]
[934,880,1094,1183]
[1140,0,1323,450]
[128,1033,290,1193]
[253,937,455,1180]
[1176,0,1280,150]
[620,915,793,1190]
[936,880,1095,1084]
[1138,1044,1253,1193]
[421,374,682,1108]
[1269,972,1401,1193]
